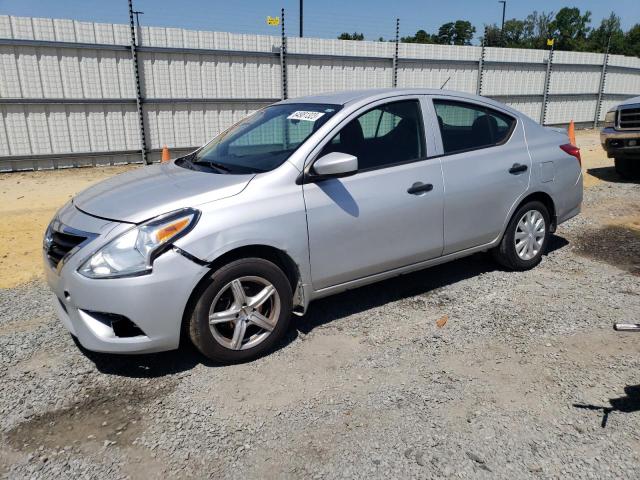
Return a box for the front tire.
[492,201,550,271]
[189,258,292,363]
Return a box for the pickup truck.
[601,95,640,178]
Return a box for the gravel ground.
[1,169,640,479]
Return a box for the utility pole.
[132,10,143,46]
[299,0,303,37]
[499,0,506,45]
[133,10,144,29]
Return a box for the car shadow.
[295,234,568,336]
[573,385,640,427]
[81,234,569,378]
[75,337,216,378]
[587,166,638,183]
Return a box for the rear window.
[433,100,516,155]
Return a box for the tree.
[502,19,526,47]
[401,29,437,44]
[437,22,456,44]
[453,20,476,45]
[522,10,555,49]
[587,13,624,54]
[550,7,592,50]
[481,24,502,46]
[483,19,525,47]
[624,24,640,58]
[337,32,364,41]
[374,10,640,56]
[437,20,475,45]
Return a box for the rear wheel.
[492,201,550,271]
[189,258,292,363]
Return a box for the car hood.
[73,162,254,223]
[619,95,640,107]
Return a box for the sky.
[1,0,639,43]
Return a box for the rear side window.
[433,100,516,154]
[320,100,425,171]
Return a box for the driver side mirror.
[311,152,358,179]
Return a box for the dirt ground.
[0,165,136,288]
[1,130,640,479]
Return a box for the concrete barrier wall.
[1,15,639,171]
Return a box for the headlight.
[78,208,200,279]
[43,221,54,250]
[604,110,616,128]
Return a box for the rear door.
[430,97,531,254]
[303,96,444,290]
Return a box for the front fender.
[173,163,313,290]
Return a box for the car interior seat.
[471,114,498,147]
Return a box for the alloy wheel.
[208,276,281,351]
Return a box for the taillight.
[560,143,581,166]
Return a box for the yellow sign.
[547,38,554,47]
[267,16,280,26]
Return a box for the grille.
[46,230,87,268]
[619,107,640,130]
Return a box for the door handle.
[407,182,433,195]
[509,163,528,174]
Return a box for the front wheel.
[189,258,292,363]
[492,201,550,271]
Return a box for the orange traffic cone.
[161,145,170,163]
[568,120,576,146]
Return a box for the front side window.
[320,100,425,171]
[433,99,516,155]
[180,103,341,174]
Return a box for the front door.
[303,98,444,290]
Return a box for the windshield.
[178,103,341,174]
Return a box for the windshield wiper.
[176,155,229,174]
[192,159,232,173]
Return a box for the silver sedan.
[43,88,583,362]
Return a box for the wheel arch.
[180,245,302,345]
[517,191,557,231]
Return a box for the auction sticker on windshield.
[287,111,325,122]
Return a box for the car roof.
[278,88,399,106]
[277,88,528,119]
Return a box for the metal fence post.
[280,8,288,100]
[594,36,611,128]
[476,29,486,95]
[540,40,555,125]
[392,18,399,88]
[128,0,149,164]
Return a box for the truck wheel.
[189,258,292,363]
[614,157,633,178]
[492,201,550,271]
